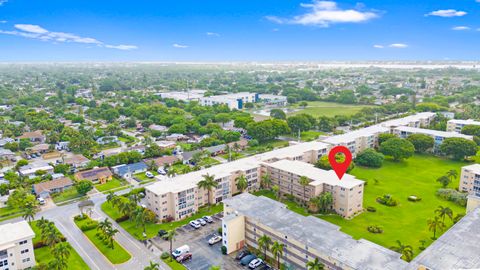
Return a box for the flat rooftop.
[410,207,480,270]
[266,159,363,189]
[321,125,389,144]
[380,112,437,127]
[0,221,35,249]
[462,163,480,173]
[448,119,480,125]
[224,193,408,270]
[394,126,473,139]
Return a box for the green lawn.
[300,131,324,141]
[52,187,84,204]
[101,201,223,239]
[290,101,372,117]
[74,216,131,264]
[220,152,245,161]
[320,154,469,257]
[31,221,90,270]
[162,258,187,270]
[198,157,221,167]
[133,171,158,183]
[95,177,129,193]
[0,206,23,218]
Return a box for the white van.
[172,245,190,258]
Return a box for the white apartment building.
[447,119,480,133]
[392,126,473,152]
[0,221,35,270]
[459,164,480,197]
[199,92,257,110]
[380,112,437,128]
[157,90,206,102]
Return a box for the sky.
[0,0,479,61]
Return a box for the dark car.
[235,249,250,260]
[240,254,256,266]
[176,252,192,263]
[158,229,168,239]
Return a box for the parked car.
[235,249,250,260]
[158,229,167,238]
[145,171,154,178]
[197,218,206,226]
[172,245,190,258]
[37,197,45,205]
[240,254,257,266]
[176,252,192,263]
[208,234,222,245]
[202,216,213,223]
[249,258,263,269]
[189,220,201,229]
[157,168,166,175]
[257,263,272,270]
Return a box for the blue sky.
[0,0,479,61]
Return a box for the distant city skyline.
[1,0,480,61]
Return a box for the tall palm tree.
[106,191,118,207]
[427,216,445,240]
[133,207,149,234]
[43,224,62,248]
[197,173,218,209]
[435,206,453,223]
[105,227,119,249]
[390,240,414,262]
[51,242,71,263]
[299,176,310,205]
[166,229,176,260]
[97,218,113,236]
[257,234,271,261]
[22,201,38,223]
[260,173,272,189]
[446,169,458,182]
[306,258,325,270]
[320,192,333,213]
[144,261,160,270]
[235,175,248,193]
[272,185,281,201]
[271,241,284,269]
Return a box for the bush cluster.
[376,194,398,206]
[437,188,467,206]
[366,206,377,212]
[367,225,383,234]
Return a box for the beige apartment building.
[447,119,480,132]
[321,125,389,156]
[263,159,364,217]
[222,193,408,270]
[0,221,36,270]
[459,164,480,197]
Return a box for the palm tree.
[51,242,71,266]
[446,169,458,182]
[309,196,321,213]
[299,176,310,206]
[427,216,445,240]
[97,218,113,236]
[106,191,118,207]
[306,258,325,270]
[235,175,248,193]
[105,227,119,249]
[320,192,333,213]
[166,229,176,260]
[133,207,149,234]
[144,261,160,270]
[272,185,281,201]
[271,241,284,269]
[435,206,453,223]
[390,240,413,262]
[260,173,272,189]
[197,174,218,209]
[43,223,62,248]
[22,201,38,223]
[257,234,271,261]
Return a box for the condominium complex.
[199,92,258,109]
[446,119,480,132]
[392,126,473,151]
[321,125,389,156]
[222,193,408,270]
[379,112,437,128]
[459,164,480,197]
[0,221,35,270]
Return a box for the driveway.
[150,215,242,270]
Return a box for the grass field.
[320,154,469,257]
[101,201,223,239]
[31,221,90,270]
[198,157,221,167]
[162,258,187,270]
[52,187,84,204]
[74,216,131,264]
[290,101,372,117]
[300,131,324,141]
[95,177,129,192]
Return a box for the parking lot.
[150,213,244,270]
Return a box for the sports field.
[290,101,372,117]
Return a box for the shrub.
[367,225,383,234]
[115,215,130,223]
[217,227,222,235]
[74,214,87,221]
[376,194,398,206]
[366,206,377,212]
[407,195,422,202]
[221,245,227,255]
[80,220,99,231]
[355,149,384,168]
[437,188,467,206]
[160,252,170,259]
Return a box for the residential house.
[64,154,90,170]
[74,167,113,184]
[112,162,148,179]
[16,130,45,144]
[33,177,74,198]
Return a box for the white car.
[37,197,45,205]
[208,234,222,245]
[145,171,154,178]
[189,220,201,229]
[202,216,213,223]
[157,168,166,175]
[197,218,206,226]
[249,258,263,269]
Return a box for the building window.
[21,249,29,254]
[19,240,27,245]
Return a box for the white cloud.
[0,0,7,6]
[373,44,384,49]
[452,26,470,31]
[173,43,188,48]
[0,23,137,50]
[0,20,7,24]
[266,0,378,27]
[426,9,467,17]
[206,32,220,37]
[389,43,408,48]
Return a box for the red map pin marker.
[328,146,352,180]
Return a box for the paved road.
[1,188,169,270]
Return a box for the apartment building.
[459,164,480,196]
[263,159,364,217]
[199,92,258,109]
[380,112,437,128]
[447,119,480,133]
[222,193,408,270]
[0,221,35,270]
[393,126,473,152]
[145,141,331,221]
